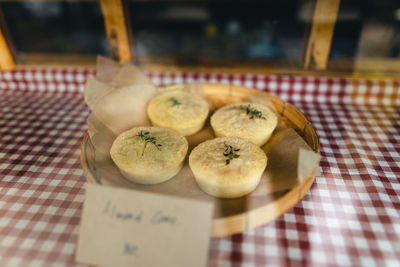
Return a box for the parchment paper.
[85,56,156,135]
[84,57,321,218]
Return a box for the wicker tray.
[80,83,320,237]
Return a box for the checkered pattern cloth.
[0,69,399,266]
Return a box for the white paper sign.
[76,183,213,267]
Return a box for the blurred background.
[1,0,400,77]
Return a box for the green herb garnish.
[223,142,240,165]
[233,104,266,120]
[168,97,182,107]
[136,131,162,150]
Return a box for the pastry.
[189,136,267,198]
[147,90,209,136]
[110,126,188,184]
[210,102,277,146]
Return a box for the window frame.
[2,0,398,80]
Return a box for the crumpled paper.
[85,56,156,136]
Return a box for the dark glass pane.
[0,1,111,60]
[128,0,307,65]
[330,0,400,59]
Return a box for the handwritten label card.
[76,184,213,267]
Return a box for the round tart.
[189,137,267,199]
[147,90,209,136]
[110,126,188,184]
[210,102,277,146]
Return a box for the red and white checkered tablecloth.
[0,69,399,267]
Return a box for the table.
[0,69,399,266]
